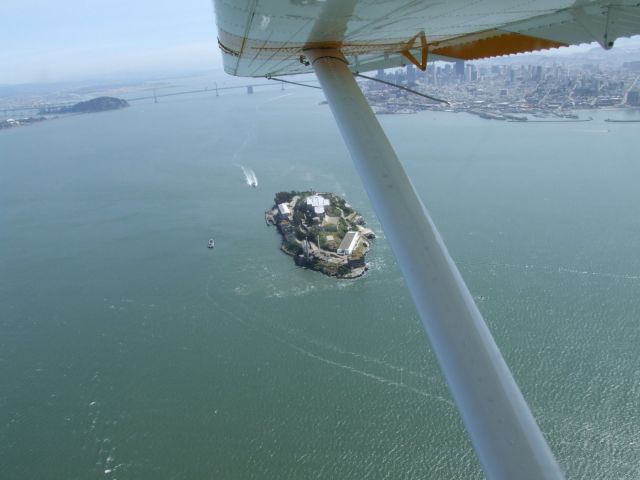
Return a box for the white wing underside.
[213,0,640,78]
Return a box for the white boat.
[208,238,215,249]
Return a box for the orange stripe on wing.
[432,31,566,60]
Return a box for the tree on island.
[274,191,296,205]
[39,96,129,115]
[306,226,321,243]
[299,203,315,223]
[285,240,302,255]
[337,264,350,276]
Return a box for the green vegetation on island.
[266,191,376,278]
[39,96,129,115]
[2,97,130,132]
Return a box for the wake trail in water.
[302,335,434,383]
[460,261,640,282]
[230,128,257,186]
[204,277,452,407]
[282,340,452,406]
[237,165,258,187]
[556,267,640,281]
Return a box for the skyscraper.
[406,65,416,85]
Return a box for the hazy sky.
[2,1,640,85]
[0,0,222,84]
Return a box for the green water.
[2,89,640,479]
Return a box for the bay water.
[2,88,640,479]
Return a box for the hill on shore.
[40,96,129,114]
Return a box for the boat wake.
[203,277,452,407]
[238,165,258,187]
[459,260,640,282]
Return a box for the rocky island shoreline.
[266,191,375,279]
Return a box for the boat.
[208,238,215,249]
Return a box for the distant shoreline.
[0,96,129,132]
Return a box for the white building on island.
[306,194,330,216]
[277,203,291,220]
[277,203,291,216]
[337,231,360,256]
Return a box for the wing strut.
[306,48,564,480]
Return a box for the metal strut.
[354,73,449,105]
[266,74,322,89]
[306,48,564,480]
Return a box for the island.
[1,97,130,132]
[0,116,46,130]
[266,191,376,278]
[39,96,129,115]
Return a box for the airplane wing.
[214,0,640,77]
[211,2,640,480]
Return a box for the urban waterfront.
[1,88,640,479]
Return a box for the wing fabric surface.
[213,0,640,77]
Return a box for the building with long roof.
[337,231,360,256]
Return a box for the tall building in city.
[406,65,416,85]
[533,65,543,81]
[455,60,465,78]
[465,64,477,82]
